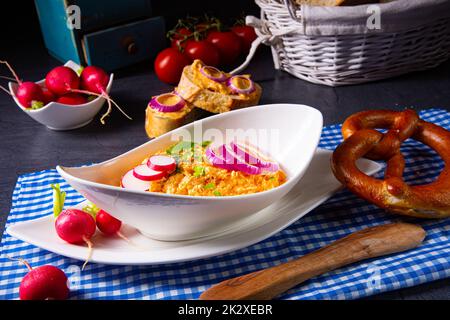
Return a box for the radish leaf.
[76,67,84,76]
[51,184,66,218]
[82,202,100,218]
[31,100,44,110]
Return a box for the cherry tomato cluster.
[154,16,257,84]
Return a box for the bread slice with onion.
[145,93,195,138]
[176,60,262,114]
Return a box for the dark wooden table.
[0,34,449,300]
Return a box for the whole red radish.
[80,66,109,94]
[56,93,87,105]
[16,82,45,108]
[78,65,131,124]
[45,66,80,95]
[52,184,96,270]
[42,88,56,104]
[96,210,122,236]
[55,209,96,244]
[20,264,69,300]
[7,256,69,300]
[0,60,45,109]
[83,203,130,243]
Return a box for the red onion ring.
[227,76,255,94]
[205,146,234,171]
[206,145,262,175]
[230,141,279,172]
[200,66,228,83]
[149,93,186,113]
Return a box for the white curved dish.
[56,104,323,240]
[8,60,112,131]
[7,149,382,265]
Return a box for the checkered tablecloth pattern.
[1,108,449,300]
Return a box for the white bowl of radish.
[57,104,323,241]
[8,61,114,131]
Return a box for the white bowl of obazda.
[57,104,323,240]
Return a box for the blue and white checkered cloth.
[1,108,449,300]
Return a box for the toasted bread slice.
[176,60,262,113]
[145,102,194,138]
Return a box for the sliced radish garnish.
[147,155,177,173]
[133,165,166,181]
[230,141,279,172]
[206,145,262,175]
[121,169,150,191]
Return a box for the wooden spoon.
[200,222,425,300]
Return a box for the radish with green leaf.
[83,202,130,242]
[52,184,96,270]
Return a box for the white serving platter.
[7,149,382,265]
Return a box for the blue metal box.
[34,0,166,70]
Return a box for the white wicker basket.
[232,0,450,86]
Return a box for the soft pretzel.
[331,109,450,218]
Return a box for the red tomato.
[231,26,257,52]
[154,48,191,84]
[206,31,242,66]
[185,40,220,67]
[170,28,192,51]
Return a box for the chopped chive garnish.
[204,183,215,190]
[201,140,212,147]
[167,141,195,155]
[193,166,206,177]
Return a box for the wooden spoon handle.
[200,222,425,300]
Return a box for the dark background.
[0,0,449,300]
